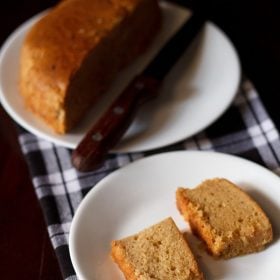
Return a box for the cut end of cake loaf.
[19,0,161,133]
[176,178,273,259]
[111,217,204,280]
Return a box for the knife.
[72,12,206,172]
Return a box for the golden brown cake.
[19,0,161,133]
[176,178,273,259]
[111,217,204,280]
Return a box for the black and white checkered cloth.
[17,77,280,279]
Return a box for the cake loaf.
[19,0,161,133]
[176,178,273,259]
[111,217,204,280]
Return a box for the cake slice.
[176,178,273,259]
[111,217,204,280]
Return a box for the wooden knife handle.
[72,75,160,172]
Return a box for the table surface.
[0,0,279,279]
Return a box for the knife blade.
[72,12,206,172]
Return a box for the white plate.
[69,151,280,280]
[0,3,240,152]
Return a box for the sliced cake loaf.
[111,217,204,280]
[20,0,161,133]
[176,178,273,259]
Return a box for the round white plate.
[69,151,280,280]
[0,3,240,152]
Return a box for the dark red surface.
[0,0,279,279]
[0,1,63,278]
[0,107,62,279]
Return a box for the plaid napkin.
[17,77,280,280]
